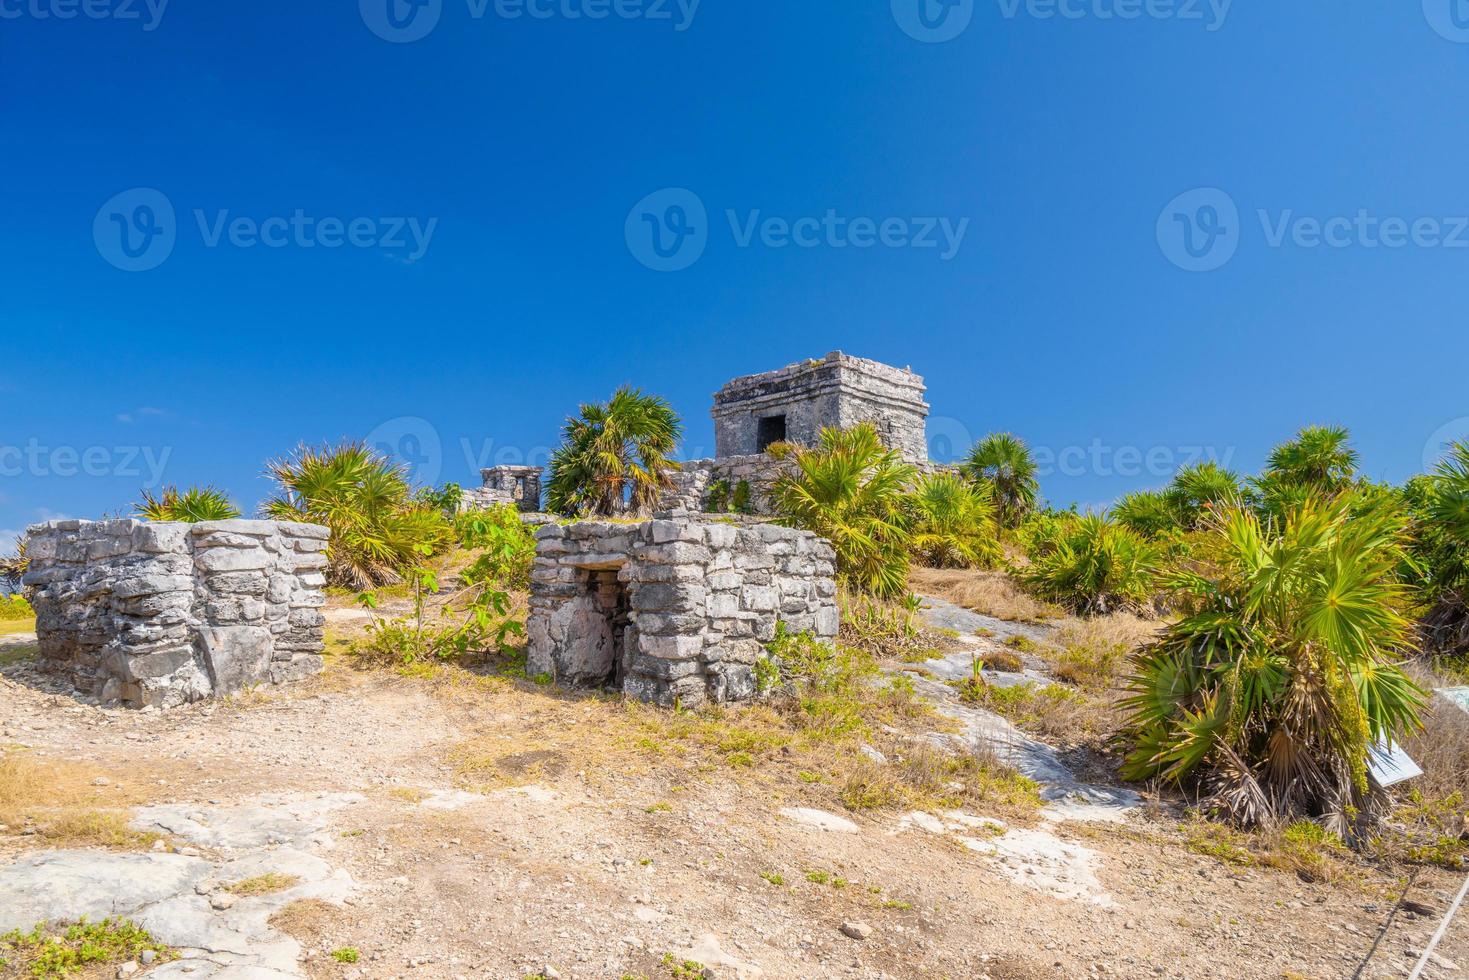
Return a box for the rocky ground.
[2,604,1468,980]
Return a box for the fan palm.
[1120,495,1424,835]
[1411,441,1469,656]
[135,486,241,523]
[1018,513,1160,615]
[1165,461,1243,529]
[545,386,682,517]
[262,442,452,589]
[905,471,1003,570]
[768,423,916,598]
[961,433,1038,528]
[1113,489,1181,538]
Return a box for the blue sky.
[4,1,1469,541]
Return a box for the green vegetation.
[455,504,537,589]
[905,471,1003,569]
[0,537,26,592]
[961,432,1038,529]
[330,947,360,964]
[1019,514,1160,615]
[769,423,915,597]
[134,485,241,522]
[226,872,299,896]
[1121,496,1424,833]
[1,918,169,978]
[546,386,682,517]
[0,594,33,622]
[353,563,523,667]
[263,442,452,589]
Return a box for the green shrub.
[731,479,753,515]
[769,424,915,598]
[705,479,731,514]
[0,537,26,592]
[960,433,1038,529]
[546,386,682,517]
[1121,496,1424,834]
[135,485,241,522]
[455,505,536,589]
[1018,514,1159,615]
[263,442,452,589]
[1,917,169,978]
[354,565,523,667]
[905,472,1002,570]
[0,594,33,621]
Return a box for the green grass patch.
[1,918,170,978]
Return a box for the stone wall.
[711,351,930,463]
[461,465,543,513]
[658,454,794,516]
[23,519,329,708]
[527,518,838,707]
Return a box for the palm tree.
[545,386,683,518]
[961,433,1038,528]
[1250,427,1360,525]
[262,442,452,589]
[905,471,1003,570]
[768,423,916,598]
[1018,513,1159,615]
[1121,495,1424,835]
[135,486,241,523]
[1411,441,1469,657]
[1165,461,1243,529]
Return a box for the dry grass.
[268,898,343,940]
[0,618,35,636]
[0,750,165,849]
[910,568,1062,623]
[1050,614,1162,689]
[227,872,300,897]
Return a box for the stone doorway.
[757,414,787,451]
[563,566,632,690]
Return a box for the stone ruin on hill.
[461,464,543,513]
[662,351,931,515]
[23,518,329,708]
[527,517,839,706]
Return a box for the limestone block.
[196,625,274,694]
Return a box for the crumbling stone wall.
[712,351,930,463]
[461,465,543,513]
[659,454,794,516]
[23,519,329,708]
[527,518,838,707]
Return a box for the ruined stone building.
[461,465,543,513]
[712,352,930,463]
[527,517,838,706]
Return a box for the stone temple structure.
[712,351,930,464]
[461,465,543,513]
[527,517,838,706]
[23,519,329,708]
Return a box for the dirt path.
[3,625,1469,979]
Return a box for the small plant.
[759,871,786,885]
[730,479,753,515]
[455,504,537,588]
[661,953,706,979]
[705,479,731,514]
[804,870,832,885]
[353,563,524,667]
[644,802,672,814]
[0,917,169,978]
[1004,635,1038,654]
[135,485,241,523]
[226,872,299,897]
[330,947,361,964]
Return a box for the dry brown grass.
[1050,614,1163,689]
[0,749,165,849]
[268,898,342,940]
[909,568,1061,623]
[228,872,300,896]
